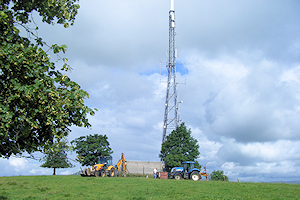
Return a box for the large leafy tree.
[71,134,113,166]
[41,139,74,175]
[159,123,200,172]
[210,170,229,181]
[0,1,95,158]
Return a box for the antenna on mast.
[171,0,175,11]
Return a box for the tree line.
[40,125,227,181]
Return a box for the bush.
[211,170,229,181]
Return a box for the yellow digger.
[81,153,126,177]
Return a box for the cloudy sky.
[1,0,300,182]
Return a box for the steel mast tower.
[162,0,180,143]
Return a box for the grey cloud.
[34,0,169,68]
[217,144,259,166]
[176,0,300,64]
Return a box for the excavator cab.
[97,156,113,169]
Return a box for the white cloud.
[222,160,300,182]
[9,158,27,172]
[239,140,300,162]
[29,168,52,175]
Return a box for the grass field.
[0,175,299,199]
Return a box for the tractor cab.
[182,161,195,173]
[182,161,198,173]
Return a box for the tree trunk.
[53,168,56,175]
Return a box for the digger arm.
[122,153,126,174]
[116,153,126,173]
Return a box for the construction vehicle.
[81,153,126,177]
[168,161,202,181]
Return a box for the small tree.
[41,139,74,175]
[159,123,200,172]
[211,170,229,181]
[71,134,113,166]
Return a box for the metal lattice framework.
[162,0,180,143]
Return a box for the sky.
[1,0,300,182]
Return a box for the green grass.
[0,176,299,199]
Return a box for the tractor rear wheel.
[109,168,116,177]
[190,171,200,181]
[174,173,182,180]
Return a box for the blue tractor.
[168,161,201,181]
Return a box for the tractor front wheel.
[95,171,100,177]
[100,170,106,177]
[190,171,200,181]
[174,173,182,180]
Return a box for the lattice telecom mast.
[162,0,180,143]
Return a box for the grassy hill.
[0,175,299,199]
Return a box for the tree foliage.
[159,123,200,172]
[0,0,96,158]
[211,170,229,181]
[71,134,113,166]
[40,139,74,175]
